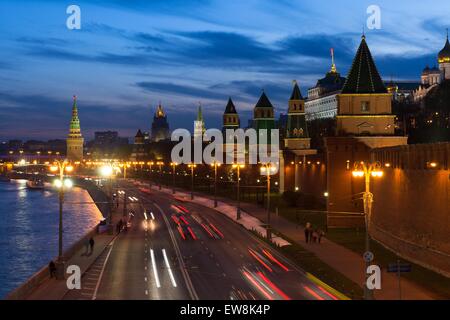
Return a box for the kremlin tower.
[66,95,84,161]
[151,103,170,142]
[194,104,206,139]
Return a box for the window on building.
[361,101,370,112]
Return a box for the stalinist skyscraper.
[66,95,84,161]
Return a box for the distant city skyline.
[1,0,450,139]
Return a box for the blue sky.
[0,0,449,140]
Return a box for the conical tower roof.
[69,95,81,132]
[438,30,450,62]
[135,129,144,138]
[341,35,387,94]
[196,104,203,121]
[255,91,274,109]
[290,81,303,100]
[224,97,237,114]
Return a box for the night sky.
[1,0,449,140]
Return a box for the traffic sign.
[363,251,374,263]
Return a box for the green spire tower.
[253,91,275,144]
[194,103,206,139]
[66,95,84,161]
[286,80,308,138]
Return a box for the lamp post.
[352,161,383,300]
[260,163,277,240]
[49,160,74,279]
[188,163,196,200]
[120,162,130,179]
[232,163,245,220]
[100,165,115,234]
[157,161,164,190]
[211,160,221,207]
[170,162,178,194]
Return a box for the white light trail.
[150,249,161,288]
[150,212,155,220]
[162,249,177,287]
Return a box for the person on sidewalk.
[317,229,325,244]
[305,222,312,243]
[48,260,56,278]
[89,237,95,255]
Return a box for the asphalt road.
[81,180,339,300]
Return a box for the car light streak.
[262,249,290,272]
[209,223,224,238]
[318,286,339,300]
[187,226,197,240]
[162,249,177,287]
[248,249,273,272]
[257,272,291,300]
[150,249,161,288]
[303,285,325,300]
[201,223,214,238]
[242,271,273,300]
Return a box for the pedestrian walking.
[49,260,56,278]
[305,222,312,243]
[89,237,95,254]
[317,229,325,244]
[312,229,318,243]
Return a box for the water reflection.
[0,180,103,298]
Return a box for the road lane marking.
[150,249,161,288]
[92,242,115,300]
[162,249,177,287]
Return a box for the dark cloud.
[136,81,227,100]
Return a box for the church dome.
[438,35,450,63]
[422,66,430,75]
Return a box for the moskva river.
[0,179,103,298]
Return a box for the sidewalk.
[149,183,436,300]
[21,200,125,300]
[26,233,115,300]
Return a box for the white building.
[414,32,450,102]
[305,50,346,121]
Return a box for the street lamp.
[188,163,197,200]
[99,164,115,234]
[352,161,383,300]
[170,162,178,194]
[232,163,245,220]
[211,160,221,207]
[157,161,164,190]
[49,160,74,279]
[260,163,278,240]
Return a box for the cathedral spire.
[330,48,337,73]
